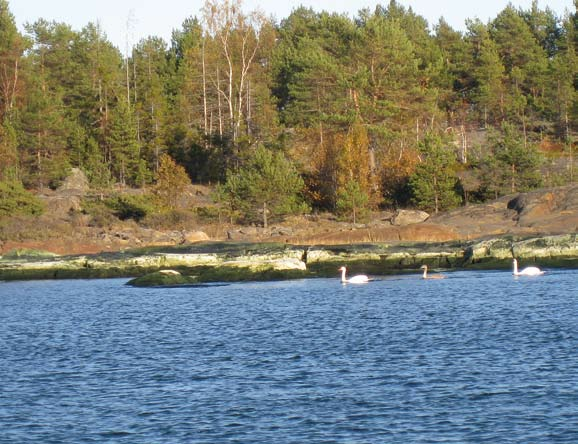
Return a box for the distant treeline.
[0,0,576,218]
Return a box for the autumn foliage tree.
[335,121,376,200]
[153,153,192,210]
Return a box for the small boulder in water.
[126,270,198,287]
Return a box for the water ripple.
[1,271,578,442]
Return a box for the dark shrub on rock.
[105,194,156,222]
[0,181,44,217]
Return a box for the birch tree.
[201,0,269,147]
[0,0,24,120]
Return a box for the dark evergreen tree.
[71,22,123,180]
[409,133,461,213]
[105,99,149,187]
[336,179,370,223]
[490,122,543,193]
[0,180,44,216]
[490,5,549,133]
[19,21,74,189]
[222,145,308,227]
[132,37,170,174]
[467,19,506,126]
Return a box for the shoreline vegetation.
[1,234,576,285]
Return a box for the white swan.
[420,265,446,280]
[512,258,544,276]
[339,266,370,284]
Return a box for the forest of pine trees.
[0,0,576,224]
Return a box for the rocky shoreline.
[1,234,576,284]
[2,183,577,284]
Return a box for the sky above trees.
[10,0,575,51]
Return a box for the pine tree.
[106,99,149,187]
[72,22,124,180]
[548,10,578,144]
[434,18,473,131]
[409,133,461,213]
[132,37,170,174]
[490,5,549,132]
[19,19,80,189]
[222,146,308,227]
[0,180,44,216]
[490,122,542,193]
[467,19,506,126]
[0,120,18,181]
[166,17,220,183]
[336,179,370,223]
[19,64,71,189]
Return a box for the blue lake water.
[1,268,577,443]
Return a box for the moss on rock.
[126,270,200,287]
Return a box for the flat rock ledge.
[0,235,576,283]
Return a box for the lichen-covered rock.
[58,167,90,192]
[224,257,306,271]
[463,234,578,268]
[511,234,578,258]
[305,242,464,274]
[0,242,309,281]
[1,236,576,282]
[1,248,59,260]
[392,209,430,226]
[182,231,210,243]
